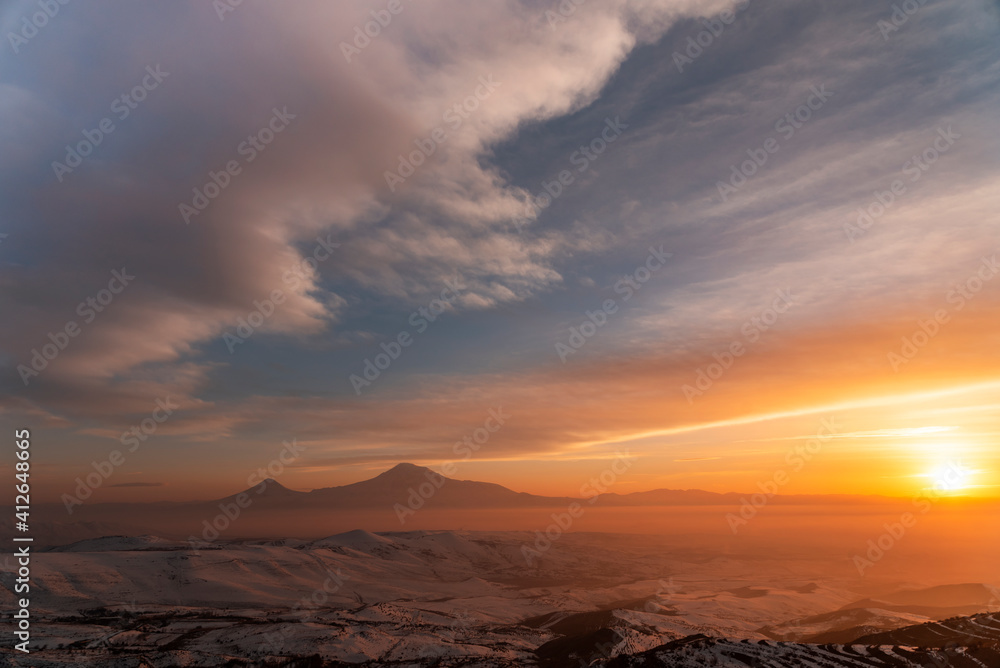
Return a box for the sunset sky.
[2,0,999,503]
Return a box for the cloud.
[1,0,742,419]
[4,0,999,500]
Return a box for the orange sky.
[20,297,1000,504]
[3,0,999,509]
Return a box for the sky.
[2,0,999,503]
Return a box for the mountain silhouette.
[202,462,905,513]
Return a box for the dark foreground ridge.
[602,633,1000,667]
[854,609,1000,647]
[6,608,996,667]
[600,612,1000,667]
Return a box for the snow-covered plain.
[2,529,998,666]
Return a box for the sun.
[927,462,974,493]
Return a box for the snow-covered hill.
[1,530,997,667]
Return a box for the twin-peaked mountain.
[37,462,909,541]
[218,462,569,510]
[212,462,888,511]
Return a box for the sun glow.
[927,462,974,494]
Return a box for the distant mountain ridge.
[27,463,985,524]
[215,462,573,512]
[209,462,903,512]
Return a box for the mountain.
[838,583,1000,619]
[758,607,930,644]
[206,462,905,512]
[605,611,1000,667]
[604,632,1000,667]
[852,610,1000,648]
[7,528,1000,667]
[45,535,187,552]
[755,585,1000,645]
[214,476,307,505]
[0,519,146,545]
[881,583,1000,608]
[211,462,577,511]
[26,464,954,528]
[21,463,988,544]
[314,462,571,507]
